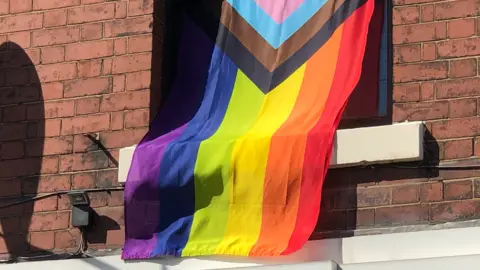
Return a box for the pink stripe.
[254,0,305,23]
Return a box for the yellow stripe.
[215,64,307,255]
[182,70,265,256]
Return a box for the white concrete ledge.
[118,122,424,183]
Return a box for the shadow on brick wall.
[314,128,440,239]
[0,41,46,257]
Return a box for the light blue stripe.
[227,0,327,49]
[378,2,388,117]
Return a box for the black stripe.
[185,0,368,93]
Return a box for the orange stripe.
[249,26,344,256]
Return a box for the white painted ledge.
[118,121,424,183]
[3,224,480,269]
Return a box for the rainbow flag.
[123,0,375,259]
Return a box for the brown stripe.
[221,0,346,72]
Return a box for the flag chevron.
[186,0,368,93]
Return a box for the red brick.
[112,53,151,74]
[394,61,448,83]
[444,139,474,160]
[394,44,420,64]
[430,200,480,222]
[60,152,110,172]
[0,156,58,178]
[30,231,55,250]
[10,0,32,13]
[0,178,21,197]
[393,83,420,102]
[356,187,391,208]
[7,31,31,49]
[128,0,153,16]
[475,179,480,197]
[104,16,152,38]
[436,78,480,99]
[0,86,40,106]
[421,4,434,22]
[72,172,96,189]
[61,113,110,135]
[112,74,125,92]
[449,98,477,118]
[82,0,104,3]
[65,40,114,61]
[392,185,420,204]
[0,235,28,254]
[128,35,152,53]
[3,105,26,122]
[44,9,68,27]
[0,0,7,15]
[435,0,478,20]
[438,38,480,59]
[37,62,77,83]
[394,101,449,122]
[55,230,80,249]
[111,111,124,130]
[124,109,149,128]
[432,117,480,139]
[394,0,438,4]
[115,1,127,18]
[100,90,149,112]
[0,141,25,159]
[81,22,103,41]
[125,70,150,91]
[0,123,28,141]
[95,206,124,225]
[393,22,446,44]
[420,182,443,202]
[41,46,65,64]
[0,14,43,34]
[33,0,80,10]
[114,38,127,55]
[88,192,108,207]
[75,97,101,115]
[67,2,115,24]
[0,217,24,234]
[102,58,113,74]
[26,136,74,156]
[77,59,102,78]
[64,77,112,98]
[449,58,477,78]
[28,212,70,231]
[444,179,473,200]
[39,119,62,137]
[97,169,118,187]
[32,26,80,46]
[448,18,475,38]
[57,195,70,210]
[422,43,436,60]
[73,134,98,153]
[375,205,429,226]
[104,226,125,246]
[23,175,71,194]
[108,191,124,206]
[27,100,75,119]
[100,128,147,148]
[31,196,58,212]
[392,6,420,25]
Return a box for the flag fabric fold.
[123,0,375,259]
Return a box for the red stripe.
[282,0,375,255]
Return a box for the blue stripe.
[153,47,237,256]
[227,0,328,49]
[378,2,388,117]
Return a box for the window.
[340,0,391,129]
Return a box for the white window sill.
[118,121,424,183]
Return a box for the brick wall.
[316,0,480,236]
[0,0,156,257]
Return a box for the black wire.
[0,187,124,210]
